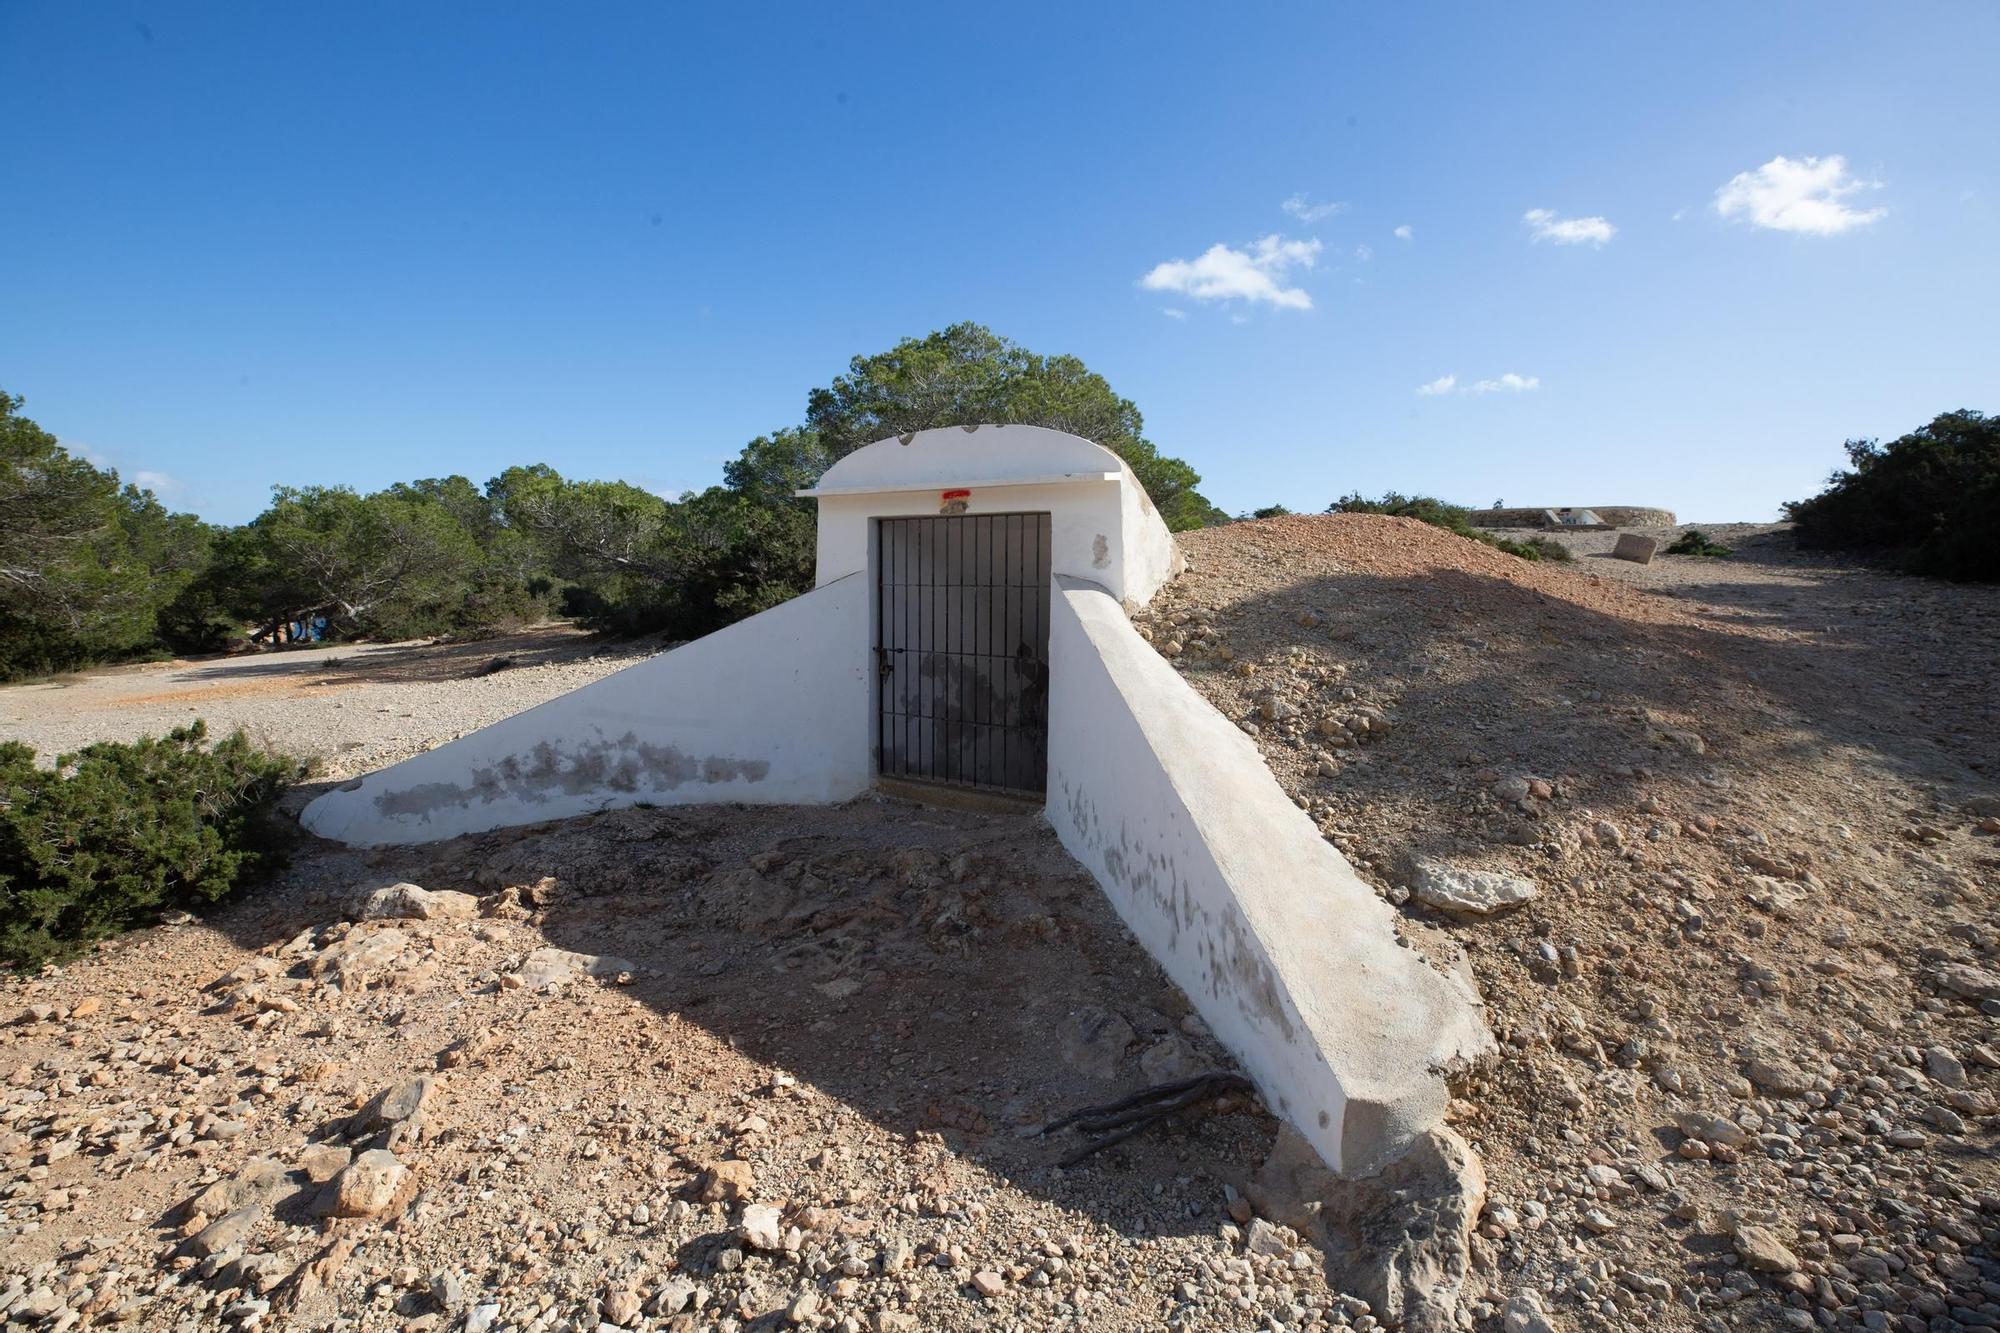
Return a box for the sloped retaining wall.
[301,574,873,847]
[1044,576,1492,1174]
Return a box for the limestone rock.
[184,1157,289,1221]
[1138,1035,1204,1083]
[310,927,410,983]
[325,1148,408,1218]
[1743,1055,1812,1096]
[1057,1005,1136,1080]
[599,1287,641,1327]
[1732,1225,1799,1274]
[188,1205,263,1258]
[359,1074,436,1136]
[1936,962,2000,1003]
[696,1159,754,1204]
[1249,1124,1485,1333]
[1408,858,1538,917]
[741,1202,784,1250]
[355,882,480,922]
[508,946,636,992]
[1502,1288,1560,1333]
[299,1144,352,1184]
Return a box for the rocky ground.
[3,516,1997,1333]
[1138,514,2000,1333]
[1,802,1341,1333]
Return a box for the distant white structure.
[301,424,1489,1175]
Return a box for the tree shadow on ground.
[166,625,648,689]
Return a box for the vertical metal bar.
[904,512,912,772]
[932,510,940,780]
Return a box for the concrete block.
[1612,533,1659,564]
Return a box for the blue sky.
[3,2,1995,524]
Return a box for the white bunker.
[302,424,1488,1174]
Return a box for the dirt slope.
[3,516,1997,1333]
[1140,514,2000,1331]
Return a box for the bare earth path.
[3,521,1998,1333]
[0,626,652,780]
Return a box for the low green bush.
[1665,530,1733,558]
[0,722,302,970]
[1328,493,1568,563]
[1785,410,1998,582]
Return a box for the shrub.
[1328,493,1564,563]
[1785,410,1998,581]
[0,722,302,969]
[1665,530,1733,558]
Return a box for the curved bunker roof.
[800,423,1127,497]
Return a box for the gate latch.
[877,649,896,679]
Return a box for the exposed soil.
[4,516,1998,1333]
[1142,514,2000,1331]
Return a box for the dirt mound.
[1138,513,2000,1331]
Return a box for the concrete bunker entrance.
[874,511,1051,796]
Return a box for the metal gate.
[876,513,1051,794]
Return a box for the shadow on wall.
[164,626,637,689]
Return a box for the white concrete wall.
[300,574,873,847]
[1113,457,1181,609]
[1044,576,1492,1174]
[809,425,1177,610]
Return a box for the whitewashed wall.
[301,574,873,847]
[809,425,1177,610]
[1044,576,1492,1174]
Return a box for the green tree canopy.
[1785,410,1999,581]
[0,391,210,675]
[793,323,1226,530]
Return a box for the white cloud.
[1393,224,1413,241]
[1524,208,1617,246]
[1418,372,1540,396]
[1160,307,1187,320]
[132,469,188,499]
[1140,234,1323,311]
[1281,193,1348,222]
[1713,154,1885,234]
[1355,244,1373,262]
